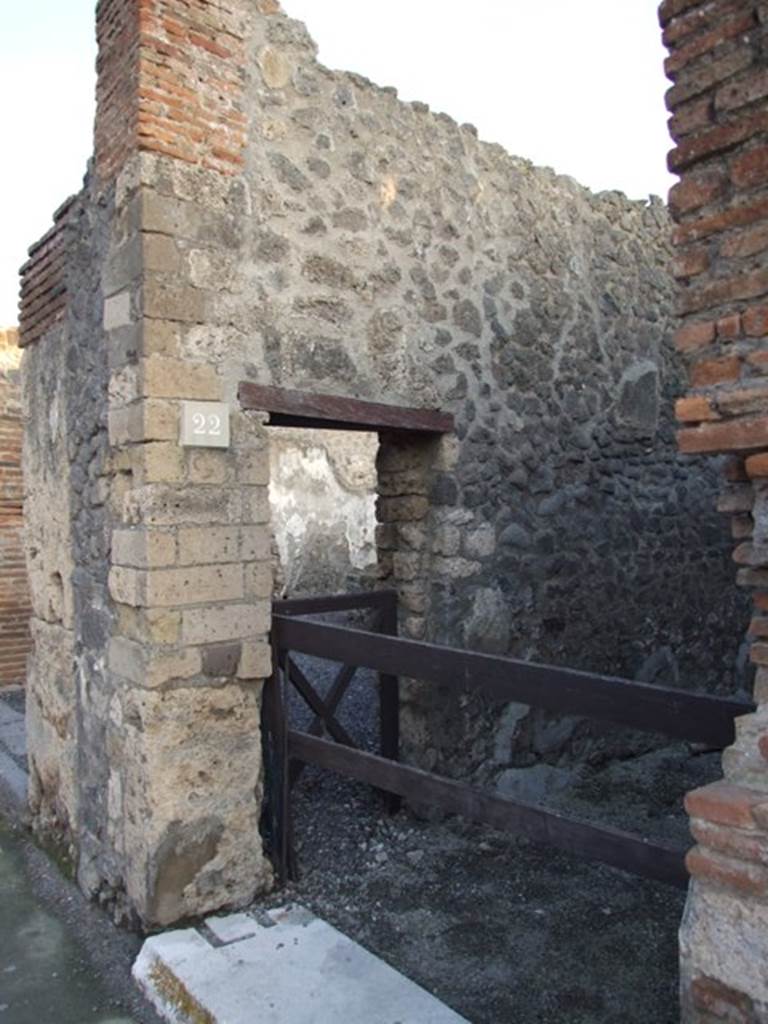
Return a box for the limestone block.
[112,529,176,569]
[109,635,202,687]
[143,234,182,274]
[244,562,273,599]
[120,684,272,926]
[139,443,186,484]
[182,602,270,644]
[123,485,241,527]
[238,640,272,680]
[178,527,239,566]
[108,399,178,445]
[141,355,221,401]
[241,526,271,562]
[236,449,270,485]
[146,565,244,607]
[187,449,232,485]
[143,319,181,357]
[241,487,270,524]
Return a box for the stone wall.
[269,429,377,596]
[659,0,768,1020]
[0,328,31,686]
[16,0,753,935]
[229,6,748,780]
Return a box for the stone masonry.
[660,0,768,1019]
[14,0,751,946]
[0,328,31,686]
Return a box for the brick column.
[0,328,31,686]
[660,2,768,1018]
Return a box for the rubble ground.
[250,656,722,1024]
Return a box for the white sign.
[180,401,230,448]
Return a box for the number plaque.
[180,401,230,448]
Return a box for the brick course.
[0,328,31,686]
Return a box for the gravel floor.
[254,628,722,1024]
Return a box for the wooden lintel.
[238,382,454,434]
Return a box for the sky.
[0,1,675,326]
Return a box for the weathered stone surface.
[120,685,272,926]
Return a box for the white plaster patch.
[103,291,132,330]
[134,905,468,1024]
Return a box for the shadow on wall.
[269,428,379,596]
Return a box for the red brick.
[691,819,768,865]
[716,387,768,417]
[744,306,768,336]
[691,355,741,386]
[722,224,768,259]
[663,0,747,47]
[674,319,716,351]
[718,312,742,339]
[690,975,758,1021]
[675,395,719,422]
[732,146,768,189]
[686,844,768,894]
[659,0,710,30]
[679,416,768,453]
[717,67,768,113]
[731,513,753,539]
[753,591,768,611]
[668,96,712,139]
[666,47,754,111]
[746,452,768,477]
[669,111,768,173]
[686,782,766,828]
[673,247,710,278]
[669,172,727,215]
[674,196,768,245]
[665,12,756,77]
[682,267,768,315]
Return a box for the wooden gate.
[263,589,754,887]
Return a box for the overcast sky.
[0,1,674,326]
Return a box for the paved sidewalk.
[0,688,162,1024]
[0,687,28,808]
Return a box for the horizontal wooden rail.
[288,731,689,888]
[274,617,754,748]
[273,589,397,617]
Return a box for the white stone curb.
[133,904,470,1024]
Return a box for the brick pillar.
[660,2,768,1018]
[94,0,273,925]
[20,0,274,927]
[0,328,32,686]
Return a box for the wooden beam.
[274,617,754,748]
[239,382,454,434]
[288,731,689,888]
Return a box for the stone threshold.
[133,903,469,1024]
